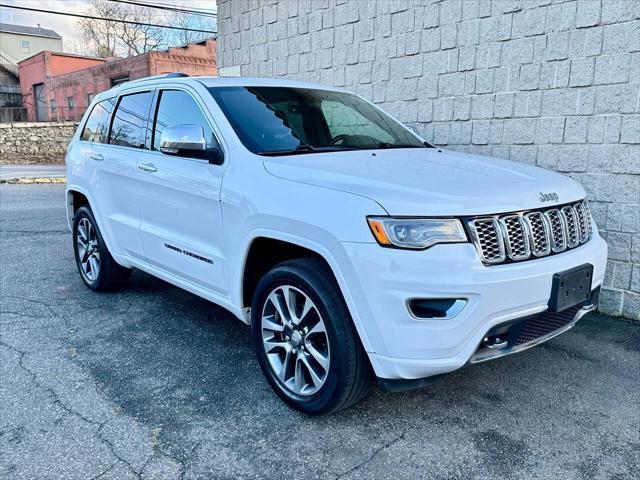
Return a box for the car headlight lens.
[367,217,467,250]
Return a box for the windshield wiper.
[374,142,425,149]
[257,144,362,156]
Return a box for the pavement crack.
[334,428,408,479]
[1,340,101,427]
[97,423,143,479]
[88,461,119,480]
[0,340,143,478]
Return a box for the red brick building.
[18,39,216,121]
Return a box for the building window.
[110,75,130,87]
[20,40,30,53]
[68,97,75,110]
[50,99,57,114]
[87,93,95,105]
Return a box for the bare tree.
[169,12,216,47]
[78,0,122,57]
[78,0,214,57]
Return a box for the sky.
[0,0,217,53]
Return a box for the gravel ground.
[1,184,638,480]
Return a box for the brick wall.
[18,40,217,122]
[217,0,640,319]
[0,122,75,164]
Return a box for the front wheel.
[251,258,372,415]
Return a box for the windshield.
[207,86,427,155]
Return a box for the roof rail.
[114,72,190,88]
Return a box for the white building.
[0,23,63,73]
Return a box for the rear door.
[93,89,153,260]
[136,86,227,294]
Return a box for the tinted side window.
[80,98,115,143]
[109,91,151,148]
[153,90,217,151]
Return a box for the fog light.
[407,298,467,320]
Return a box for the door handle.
[90,153,104,161]
[138,163,157,173]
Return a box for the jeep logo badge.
[539,192,559,202]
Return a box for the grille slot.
[468,218,505,263]
[545,209,567,253]
[574,202,590,243]
[561,206,580,248]
[500,215,530,260]
[524,212,551,257]
[468,201,592,265]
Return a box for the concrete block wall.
[217,0,640,319]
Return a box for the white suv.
[66,74,607,415]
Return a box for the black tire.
[251,257,372,415]
[72,206,131,292]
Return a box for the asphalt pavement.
[0,165,66,181]
[1,184,638,480]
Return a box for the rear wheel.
[73,206,131,291]
[251,258,372,415]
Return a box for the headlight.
[367,217,467,250]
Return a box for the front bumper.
[333,233,607,381]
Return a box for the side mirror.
[159,124,222,164]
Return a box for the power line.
[153,0,217,11]
[108,0,217,18]
[0,4,217,34]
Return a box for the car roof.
[92,75,345,103]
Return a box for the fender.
[237,228,375,353]
[65,184,131,268]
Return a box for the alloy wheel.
[261,285,330,396]
[76,217,101,283]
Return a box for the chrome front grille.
[468,201,593,265]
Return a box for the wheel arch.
[66,188,91,229]
[238,231,374,352]
[65,185,122,266]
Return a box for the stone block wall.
[217,0,640,318]
[0,122,76,164]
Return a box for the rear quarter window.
[81,98,116,143]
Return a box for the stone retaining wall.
[0,122,76,164]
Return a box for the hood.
[263,148,586,216]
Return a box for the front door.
[136,87,226,295]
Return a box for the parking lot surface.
[1,184,638,480]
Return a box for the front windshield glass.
[207,86,426,155]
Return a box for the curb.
[0,177,66,184]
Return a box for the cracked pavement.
[1,184,639,479]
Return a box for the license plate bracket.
[549,264,593,312]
